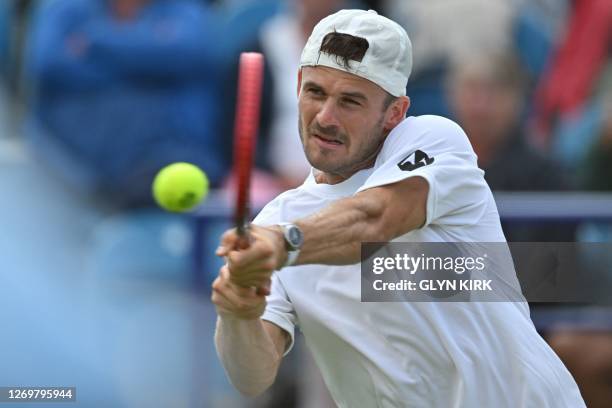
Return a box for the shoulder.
[385,116,472,150]
[377,115,475,165]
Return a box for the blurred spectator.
[531,0,612,148]
[447,51,574,241]
[383,0,564,119]
[579,95,612,191]
[384,0,517,118]
[0,1,40,122]
[385,0,517,76]
[0,2,10,84]
[25,0,228,207]
[512,0,568,82]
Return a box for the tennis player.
[212,9,585,407]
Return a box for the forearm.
[294,178,428,266]
[218,179,427,291]
[214,316,282,397]
[295,195,386,265]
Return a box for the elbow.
[358,197,392,242]
[367,178,429,241]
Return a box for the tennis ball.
[152,162,209,212]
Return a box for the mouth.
[313,133,344,148]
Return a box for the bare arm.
[213,176,427,393]
[211,266,289,397]
[295,176,428,265]
[218,176,429,287]
[214,318,288,396]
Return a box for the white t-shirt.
[255,115,585,408]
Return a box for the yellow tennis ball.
[152,162,209,212]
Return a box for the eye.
[342,97,361,107]
[306,87,324,96]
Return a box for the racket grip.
[235,225,251,250]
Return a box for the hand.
[211,265,266,320]
[216,225,287,291]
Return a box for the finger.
[220,265,261,298]
[227,241,275,272]
[222,266,269,298]
[219,264,230,279]
[211,275,239,309]
[229,271,273,289]
[213,280,264,316]
[211,287,232,311]
[212,289,252,318]
[216,229,239,256]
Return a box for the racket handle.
[235,223,251,250]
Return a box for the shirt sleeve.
[357,116,490,227]
[261,273,297,356]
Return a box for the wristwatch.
[278,222,304,267]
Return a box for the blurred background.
[0,0,610,407]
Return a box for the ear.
[384,96,410,130]
[297,69,302,96]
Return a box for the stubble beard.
[298,115,387,179]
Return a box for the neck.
[314,171,348,185]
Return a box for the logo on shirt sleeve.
[397,150,434,171]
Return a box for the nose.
[315,98,341,129]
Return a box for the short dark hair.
[320,32,396,111]
[320,32,369,70]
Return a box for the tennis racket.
[231,52,268,295]
[233,52,264,246]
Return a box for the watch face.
[287,226,304,248]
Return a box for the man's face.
[298,66,390,180]
[449,69,522,147]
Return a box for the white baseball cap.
[299,9,412,97]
